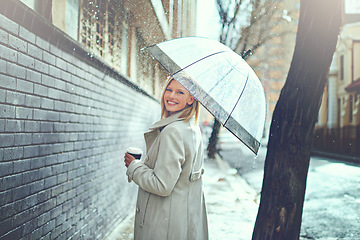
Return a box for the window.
[162,0,170,20]
[136,30,154,91]
[121,26,129,75]
[108,6,118,57]
[337,98,341,126]
[107,3,127,71]
[80,1,105,57]
[21,0,52,21]
[79,0,157,94]
[349,95,353,123]
[80,0,128,72]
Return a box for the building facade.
[20,0,197,100]
[315,3,360,157]
[0,0,196,239]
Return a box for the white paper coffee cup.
[126,147,143,159]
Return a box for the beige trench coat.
[126,111,208,240]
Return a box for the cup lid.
[127,147,143,154]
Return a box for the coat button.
[136,207,140,214]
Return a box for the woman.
[124,77,208,240]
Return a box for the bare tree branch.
[208,0,293,158]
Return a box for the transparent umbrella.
[145,37,266,154]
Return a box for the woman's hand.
[124,153,136,168]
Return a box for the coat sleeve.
[127,125,185,197]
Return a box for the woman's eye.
[166,89,172,92]
[178,91,184,95]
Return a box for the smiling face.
[163,80,194,115]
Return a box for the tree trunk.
[252,0,342,239]
[207,118,221,158]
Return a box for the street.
[218,131,360,239]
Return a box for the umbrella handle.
[242,49,252,59]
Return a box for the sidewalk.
[107,154,260,240]
[311,149,360,165]
[203,155,259,240]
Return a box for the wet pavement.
[202,156,259,239]
[106,154,260,240]
[300,157,360,240]
[107,135,360,240]
[218,131,360,240]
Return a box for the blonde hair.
[160,76,200,122]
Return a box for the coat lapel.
[148,111,184,130]
[144,130,159,153]
[144,111,185,153]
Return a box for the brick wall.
[0,2,160,239]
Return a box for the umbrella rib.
[208,55,244,96]
[223,73,249,126]
[208,67,235,94]
[172,51,226,75]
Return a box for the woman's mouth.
[167,100,177,106]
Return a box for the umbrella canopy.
[145,37,266,154]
